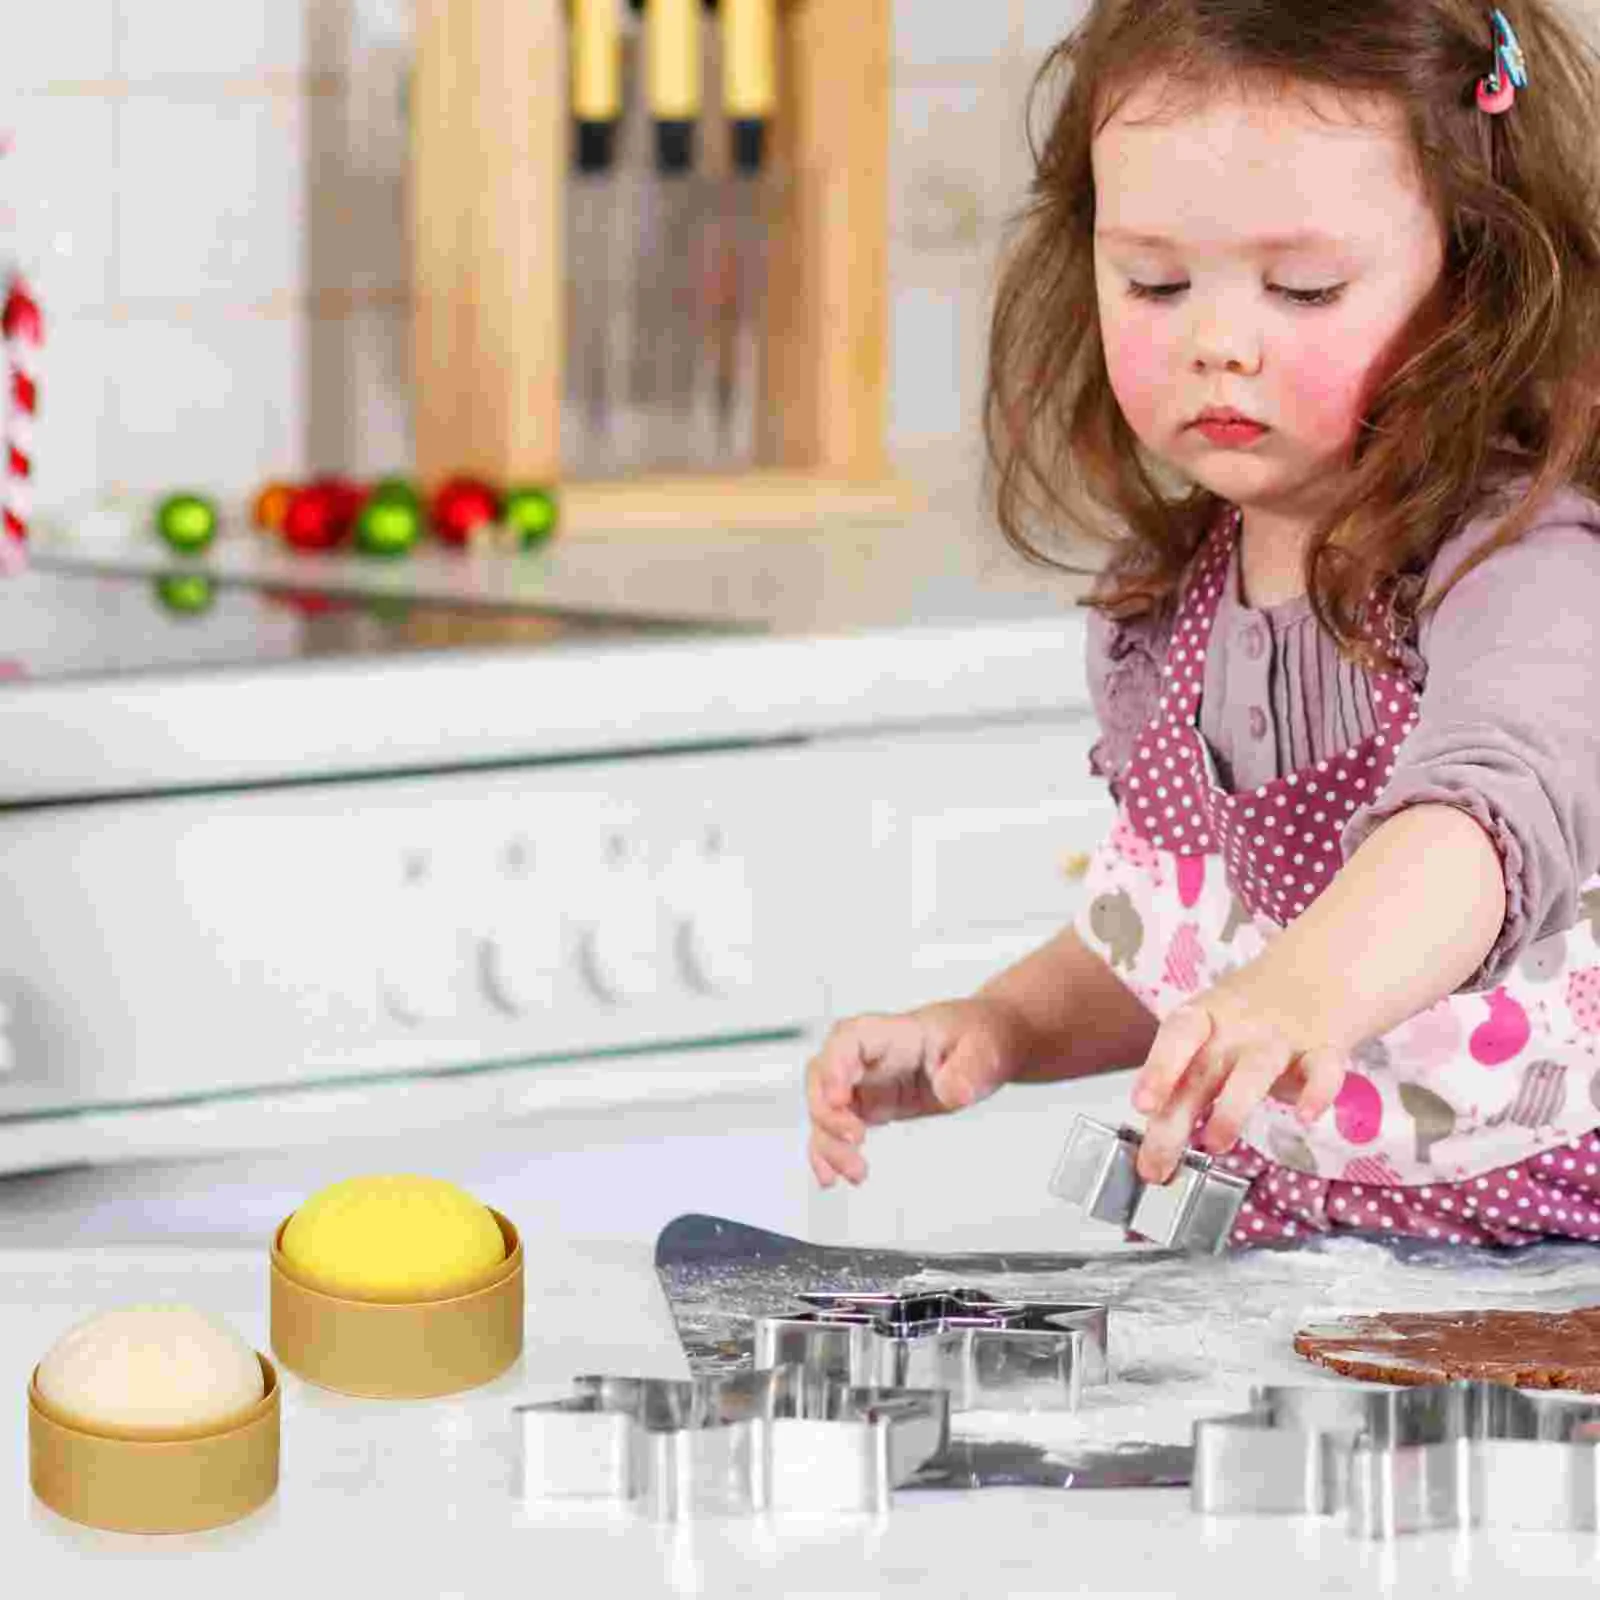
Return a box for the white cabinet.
[820,716,1115,1017]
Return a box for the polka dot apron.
[1074,505,1600,1249]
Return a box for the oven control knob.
[578,912,666,1004]
[674,859,757,995]
[480,922,564,1016]
[379,927,462,1025]
[575,835,667,1004]
[677,917,757,995]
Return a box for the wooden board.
[411,0,895,515]
[411,0,565,490]
[555,467,922,534]
[760,0,891,477]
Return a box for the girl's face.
[1092,80,1446,519]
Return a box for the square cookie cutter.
[1193,1380,1600,1538]
[753,1288,1109,1413]
[1048,1114,1250,1254]
[515,1366,948,1520]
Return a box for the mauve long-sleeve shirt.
[1084,480,1600,990]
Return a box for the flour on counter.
[905,1236,1600,1457]
[656,1218,1600,1467]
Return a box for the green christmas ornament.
[155,492,219,553]
[355,493,423,557]
[155,573,215,615]
[370,475,420,508]
[502,485,559,547]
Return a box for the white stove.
[0,508,1111,1179]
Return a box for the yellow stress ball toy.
[281,1174,506,1302]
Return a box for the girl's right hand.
[805,998,1032,1187]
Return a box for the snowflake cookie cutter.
[1048,1114,1251,1254]
[753,1288,1110,1412]
[1193,1380,1600,1538]
[515,1366,949,1520]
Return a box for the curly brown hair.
[982,0,1600,665]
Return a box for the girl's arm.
[1132,801,1503,1181]
[978,924,1160,1083]
[1234,801,1505,1052]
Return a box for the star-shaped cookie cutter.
[515,1365,948,1520]
[1193,1380,1600,1538]
[753,1287,1109,1412]
[1048,1114,1251,1254]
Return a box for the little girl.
[806,0,1600,1250]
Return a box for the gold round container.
[28,1352,280,1534]
[269,1206,523,1398]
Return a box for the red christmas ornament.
[315,475,368,537]
[430,476,500,546]
[281,484,347,550]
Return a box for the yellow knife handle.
[646,0,701,121]
[723,0,775,121]
[572,0,622,122]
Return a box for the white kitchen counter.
[9,1076,1600,1595]
[8,1235,1600,1598]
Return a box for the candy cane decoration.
[1,272,38,573]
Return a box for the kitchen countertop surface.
[0,485,1100,803]
[10,1084,1600,1598]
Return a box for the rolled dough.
[1294,1307,1600,1391]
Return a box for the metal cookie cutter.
[1192,1385,1384,1518]
[1048,1114,1250,1253]
[515,1366,948,1520]
[754,1288,1109,1413]
[1193,1380,1600,1538]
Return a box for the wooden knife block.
[411,0,916,536]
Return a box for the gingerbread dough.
[1294,1307,1600,1392]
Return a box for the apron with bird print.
[1074,506,1600,1247]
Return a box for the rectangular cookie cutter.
[753,1288,1109,1413]
[1048,1114,1250,1254]
[515,1366,949,1520]
[1193,1380,1600,1537]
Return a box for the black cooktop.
[0,561,719,686]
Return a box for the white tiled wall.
[0,0,1078,520]
[8,0,1590,520]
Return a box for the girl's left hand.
[1129,975,1350,1184]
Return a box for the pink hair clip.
[1476,8,1528,115]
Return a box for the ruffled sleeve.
[1340,483,1600,990]
[1085,602,1173,804]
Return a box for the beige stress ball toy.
[29,1304,280,1532]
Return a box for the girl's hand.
[1129,976,1349,1184]
[806,999,1031,1187]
